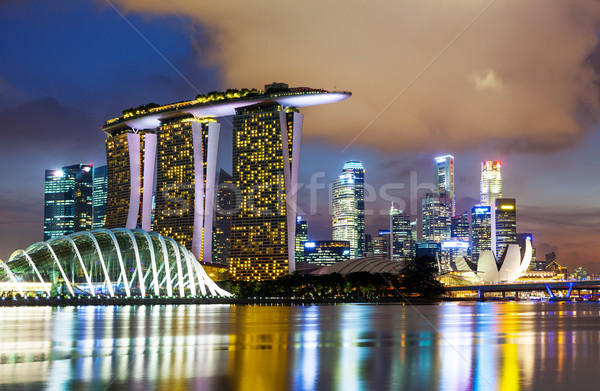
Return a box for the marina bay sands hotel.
[101,83,350,281]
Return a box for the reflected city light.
[0,303,600,389]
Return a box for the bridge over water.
[446,280,600,300]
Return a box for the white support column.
[183,249,197,296]
[98,229,131,297]
[156,234,173,296]
[81,231,115,297]
[42,242,75,297]
[192,261,207,296]
[191,122,206,260]
[202,122,221,263]
[0,260,25,297]
[140,231,160,296]
[64,237,96,296]
[9,250,50,296]
[115,229,145,297]
[168,238,186,298]
[126,133,142,229]
[141,134,157,231]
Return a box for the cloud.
[111,0,600,154]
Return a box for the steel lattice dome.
[0,229,230,298]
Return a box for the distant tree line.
[220,256,446,299]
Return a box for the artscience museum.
[0,229,230,298]
[449,239,533,284]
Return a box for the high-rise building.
[421,191,452,243]
[295,216,308,263]
[390,204,412,261]
[372,230,390,259]
[44,164,93,241]
[434,155,455,215]
[101,83,350,276]
[364,233,373,256]
[471,205,492,263]
[493,198,517,257]
[92,165,107,229]
[451,211,470,242]
[332,161,365,257]
[480,161,502,206]
[213,169,233,264]
[304,240,350,266]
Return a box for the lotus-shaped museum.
[0,229,230,297]
[452,239,533,284]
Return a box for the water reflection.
[1,303,600,390]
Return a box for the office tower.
[332,161,365,257]
[421,191,452,243]
[304,240,350,266]
[434,155,455,215]
[44,164,93,241]
[372,230,390,259]
[471,205,492,263]
[410,220,418,257]
[480,161,502,206]
[154,117,220,260]
[213,169,233,264]
[451,211,470,242]
[390,204,412,261]
[92,165,107,229]
[364,234,373,256]
[101,83,350,274]
[494,198,517,257]
[295,216,308,263]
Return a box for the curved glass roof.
[0,229,230,298]
[313,257,404,275]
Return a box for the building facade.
[92,165,107,229]
[480,161,502,206]
[434,155,455,215]
[295,216,308,263]
[304,240,350,266]
[471,205,492,263]
[421,191,452,243]
[494,198,517,257]
[390,204,412,261]
[332,161,365,257]
[44,164,93,241]
[212,169,233,264]
[451,211,470,242]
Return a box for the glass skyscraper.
[332,161,365,257]
[295,216,308,263]
[471,205,492,263]
[421,191,452,244]
[92,165,107,229]
[493,198,517,257]
[480,161,502,206]
[434,155,455,215]
[451,211,469,242]
[44,164,93,241]
[390,204,412,261]
[213,169,233,265]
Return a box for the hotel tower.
[101,83,350,279]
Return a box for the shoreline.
[0,296,443,307]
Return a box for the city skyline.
[0,1,599,272]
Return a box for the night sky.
[1,0,599,271]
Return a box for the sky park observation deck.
[101,83,351,282]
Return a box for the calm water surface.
[0,302,599,390]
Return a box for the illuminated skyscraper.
[213,169,233,264]
[434,155,455,215]
[493,198,517,257]
[451,211,469,242]
[92,165,107,229]
[332,161,365,257]
[229,104,302,281]
[390,204,412,261]
[154,117,220,260]
[295,216,308,263]
[421,191,452,243]
[44,164,93,241]
[480,161,502,206]
[372,230,390,259]
[471,205,492,263]
[101,83,350,272]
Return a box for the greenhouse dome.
[0,228,230,298]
